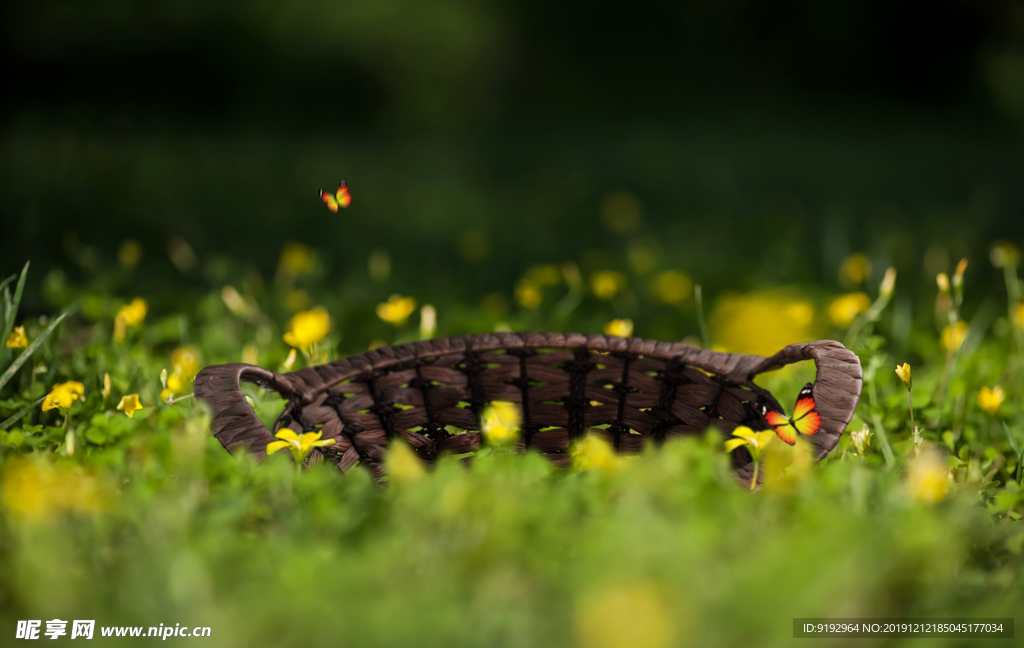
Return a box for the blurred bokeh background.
[4,0,1024,354]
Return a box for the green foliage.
[2,251,1024,647]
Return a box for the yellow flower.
[1013,302,1024,329]
[591,271,626,301]
[850,427,871,454]
[266,428,336,463]
[724,426,775,462]
[282,348,297,370]
[977,386,1005,417]
[41,381,85,412]
[283,307,331,348]
[6,325,28,349]
[1,460,106,521]
[953,258,968,288]
[650,270,692,305]
[376,295,416,326]
[514,280,542,309]
[941,322,969,351]
[113,298,147,342]
[879,267,897,299]
[936,272,950,295]
[571,435,623,473]
[839,253,872,287]
[603,318,634,338]
[575,580,675,648]
[170,346,201,381]
[278,241,316,277]
[387,440,426,482]
[481,401,520,443]
[895,363,912,390]
[102,373,111,399]
[116,393,143,418]
[906,450,949,504]
[710,291,815,356]
[420,304,437,339]
[827,292,870,327]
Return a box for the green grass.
[2,250,1024,647]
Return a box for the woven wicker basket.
[194,333,862,486]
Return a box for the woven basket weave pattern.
[194,333,863,484]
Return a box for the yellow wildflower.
[113,298,147,342]
[116,393,143,419]
[895,363,912,390]
[1,460,106,521]
[515,280,542,309]
[953,258,968,289]
[387,440,426,483]
[376,295,416,326]
[906,450,949,504]
[278,241,316,276]
[571,435,623,473]
[118,239,142,268]
[241,343,259,365]
[724,426,775,460]
[575,580,675,648]
[6,325,28,349]
[839,253,872,287]
[420,304,437,339]
[850,427,871,454]
[41,381,85,412]
[170,345,201,381]
[591,271,626,301]
[603,318,634,338]
[283,307,331,348]
[1013,302,1024,329]
[282,348,297,370]
[879,267,897,299]
[827,292,870,327]
[711,292,815,356]
[977,386,1005,417]
[936,272,950,295]
[941,322,969,351]
[651,270,692,305]
[266,428,336,464]
[102,373,111,399]
[481,401,520,443]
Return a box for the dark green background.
[3,0,1024,304]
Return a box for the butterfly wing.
[790,383,821,436]
[335,180,351,209]
[319,188,339,212]
[764,410,798,445]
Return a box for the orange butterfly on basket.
[755,382,821,445]
[318,179,351,212]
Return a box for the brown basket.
[193,333,862,486]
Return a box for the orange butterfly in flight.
[318,179,351,212]
[755,382,821,445]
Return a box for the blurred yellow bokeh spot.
[710,291,816,357]
[575,580,677,648]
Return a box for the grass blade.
[0,261,29,366]
[0,395,45,430]
[0,273,15,296]
[0,310,68,393]
[1003,421,1022,456]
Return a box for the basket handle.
[192,363,296,459]
[740,340,863,461]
